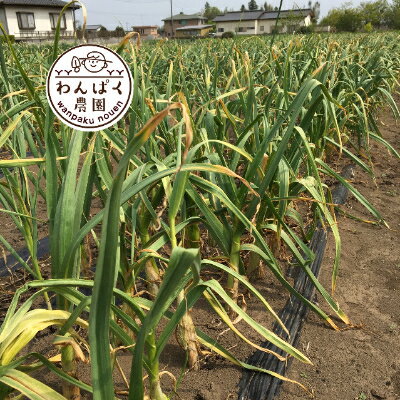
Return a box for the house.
[132,25,158,39]
[0,0,79,41]
[162,12,206,37]
[213,9,313,36]
[175,24,212,38]
[85,24,104,36]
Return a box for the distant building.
[83,24,105,39]
[0,0,79,41]
[132,25,158,39]
[175,24,213,38]
[85,24,104,34]
[162,12,206,37]
[213,9,313,36]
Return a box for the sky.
[76,0,362,29]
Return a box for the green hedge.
[221,31,235,39]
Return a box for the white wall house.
[0,0,79,41]
[213,9,313,37]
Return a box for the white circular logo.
[47,44,133,132]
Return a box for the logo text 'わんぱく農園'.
[47,44,133,131]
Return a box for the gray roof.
[85,24,104,31]
[213,8,311,22]
[260,9,312,20]
[163,13,206,21]
[0,0,79,8]
[213,11,264,22]
[132,25,158,28]
[176,24,213,31]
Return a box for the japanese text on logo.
[46,44,133,131]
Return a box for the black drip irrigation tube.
[238,164,355,400]
[0,237,50,277]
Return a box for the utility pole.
[170,0,174,38]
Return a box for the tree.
[284,10,306,32]
[359,0,389,28]
[205,1,211,11]
[263,2,274,11]
[113,26,125,37]
[364,21,373,31]
[248,0,258,10]
[310,1,320,21]
[387,0,400,29]
[320,0,400,31]
[320,5,363,32]
[241,4,246,12]
[204,5,222,21]
[98,26,109,38]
